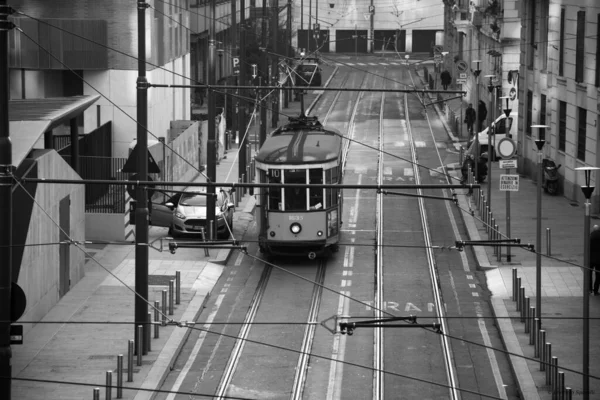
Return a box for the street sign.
[456,78,467,84]
[499,159,518,169]
[364,13,370,20]
[126,174,155,201]
[459,73,467,79]
[500,174,519,191]
[456,60,468,72]
[10,324,23,345]
[497,138,517,159]
[11,282,26,322]
[122,144,161,174]
[434,45,444,54]
[232,57,240,75]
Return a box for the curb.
[134,263,224,400]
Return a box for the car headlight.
[175,212,186,220]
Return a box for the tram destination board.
[499,174,519,191]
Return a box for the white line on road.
[166,293,225,400]
[475,302,508,399]
[327,291,350,400]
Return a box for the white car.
[151,188,234,239]
[468,112,518,159]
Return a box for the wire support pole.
[238,0,247,184]
[135,0,150,356]
[207,0,217,240]
[0,0,14,397]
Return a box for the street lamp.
[485,74,501,210]
[500,96,512,262]
[217,49,224,80]
[531,124,547,326]
[472,60,482,182]
[574,165,599,400]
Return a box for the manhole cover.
[149,275,176,286]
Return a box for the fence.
[56,121,112,158]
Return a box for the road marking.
[472,292,479,297]
[447,270,462,315]
[327,291,350,400]
[469,283,476,288]
[466,274,473,279]
[342,270,353,276]
[403,168,414,176]
[166,294,225,400]
[234,252,244,266]
[475,302,508,399]
[350,174,362,225]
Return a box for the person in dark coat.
[478,100,488,132]
[591,225,600,295]
[464,103,476,135]
[440,70,452,90]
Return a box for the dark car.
[295,63,322,87]
[151,188,234,239]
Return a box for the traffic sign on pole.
[456,60,468,72]
[500,174,519,191]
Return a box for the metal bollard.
[524,297,530,326]
[127,340,133,382]
[539,331,546,368]
[200,227,210,256]
[147,312,152,352]
[136,325,143,366]
[565,387,572,400]
[161,290,167,323]
[169,280,175,315]
[546,228,552,256]
[496,226,502,262]
[105,370,112,400]
[551,357,558,395]
[520,292,526,322]
[485,207,491,233]
[241,173,246,195]
[530,314,537,345]
[154,300,160,338]
[116,355,123,399]
[491,219,497,254]
[517,278,522,310]
[557,371,564,400]
[512,268,518,301]
[176,271,181,305]
[94,388,100,400]
[545,343,552,385]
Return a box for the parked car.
[294,59,322,87]
[150,188,234,239]
[467,112,518,160]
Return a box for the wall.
[17,150,85,336]
[85,195,132,242]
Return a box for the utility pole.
[0,0,13,397]
[207,0,217,239]
[259,0,268,146]
[231,0,237,144]
[238,0,247,183]
[135,0,150,356]
[284,0,291,108]
[271,0,279,128]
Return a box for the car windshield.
[179,193,207,206]
[297,65,317,73]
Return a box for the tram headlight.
[270,231,275,237]
[290,222,302,234]
[317,230,323,237]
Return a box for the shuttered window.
[559,9,565,77]
[596,14,600,87]
[575,11,585,83]
[526,91,533,137]
[558,101,566,152]
[577,108,586,161]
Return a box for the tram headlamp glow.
[290,222,302,234]
[317,231,323,237]
[270,231,275,237]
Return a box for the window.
[284,169,307,211]
[540,94,546,141]
[559,8,565,77]
[325,167,339,208]
[526,90,533,137]
[596,14,600,87]
[309,169,323,210]
[268,169,282,210]
[540,0,549,70]
[528,0,536,69]
[575,11,585,83]
[577,107,587,161]
[558,101,566,151]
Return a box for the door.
[297,30,330,53]
[412,29,438,53]
[150,192,180,227]
[59,196,70,298]
[335,30,368,53]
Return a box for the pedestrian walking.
[440,70,452,90]
[478,100,488,132]
[591,225,600,295]
[464,103,476,136]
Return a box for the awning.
[9,95,101,167]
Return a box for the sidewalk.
[418,63,600,397]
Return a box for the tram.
[255,115,344,258]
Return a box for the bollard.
[512,268,518,301]
[105,370,112,400]
[521,294,528,323]
[136,325,143,366]
[546,228,552,256]
[116,355,123,399]
[127,340,134,382]
[539,331,546,368]
[530,314,537,345]
[524,300,531,331]
[94,388,100,400]
[200,227,210,256]
[557,371,564,400]
[497,226,503,262]
[241,173,246,195]
[486,207,491,233]
[565,387,572,400]
[147,312,152,352]
[517,278,522,310]
[161,290,167,323]
[551,357,558,395]
[176,271,181,305]
[154,300,160,339]
[169,280,175,315]
[545,343,552,385]
[491,219,497,255]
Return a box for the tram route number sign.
[500,174,519,192]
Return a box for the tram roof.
[255,125,343,165]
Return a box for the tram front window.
[268,169,281,210]
[309,168,323,210]
[284,169,307,210]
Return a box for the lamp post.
[472,60,481,182]
[574,166,599,400]
[485,75,501,209]
[531,125,547,325]
[500,96,512,262]
[217,49,224,80]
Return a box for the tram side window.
[309,168,323,210]
[268,169,282,210]
[284,169,307,210]
[326,167,339,207]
